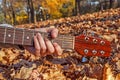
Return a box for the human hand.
[25,28,62,57]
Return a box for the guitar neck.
[0,26,74,49]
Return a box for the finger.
[44,38,55,54]
[37,33,46,55]
[53,43,63,56]
[34,35,41,56]
[47,28,58,38]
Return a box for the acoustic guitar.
[0,25,111,57]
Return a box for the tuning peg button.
[84,49,89,54]
[100,41,105,45]
[100,51,105,55]
[85,37,89,41]
[92,50,97,55]
[93,39,98,43]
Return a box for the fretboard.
[0,26,74,49]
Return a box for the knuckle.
[35,48,40,51]
[49,48,54,53]
[41,47,46,53]
[35,48,40,52]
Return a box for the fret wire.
[4,27,6,43]
[1,27,74,49]
[22,29,24,45]
[33,29,35,37]
[42,32,45,37]
[73,37,75,49]
[32,29,35,46]
[13,28,15,44]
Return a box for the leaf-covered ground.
[0,8,120,80]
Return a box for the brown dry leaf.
[12,64,36,79]
[0,51,5,61]
[43,70,66,80]
[103,64,116,80]
[116,73,120,80]
[0,48,20,65]
[29,70,43,80]
[24,49,40,61]
[0,73,5,80]
[82,76,97,80]
[103,34,117,41]
[116,60,120,70]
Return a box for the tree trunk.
[27,0,35,23]
[30,0,35,23]
[78,0,81,15]
[109,0,113,8]
[2,0,7,23]
[10,0,16,25]
[75,0,77,15]
[75,0,81,15]
[99,0,104,10]
[27,0,31,23]
[118,0,120,7]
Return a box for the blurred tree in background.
[0,0,119,25]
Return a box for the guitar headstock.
[75,34,111,57]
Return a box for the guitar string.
[0,32,109,45]
[0,28,110,47]
[0,35,110,47]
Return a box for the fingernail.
[44,37,49,41]
[53,43,58,46]
[37,33,41,36]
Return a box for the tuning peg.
[100,51,105,55]
[93,39,98,43]
[85,37,89,41]
[81,57,88,63]
[92,49,97,55]
[100,41,105,45]
[84,49,89,54]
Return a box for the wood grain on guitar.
[75,35,111,57]
[0,26,112,57]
